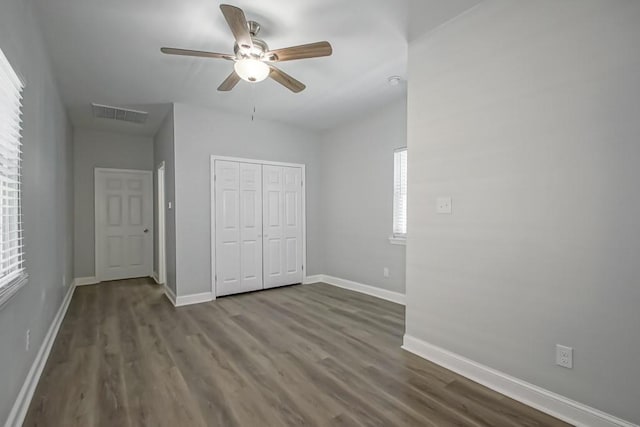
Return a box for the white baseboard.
[163,284,177,306]
[308,274,405,305]
[151,271,160,284]
[163,286,213,308]
[73,276,99,286]
[175,292,215,307]
[5,281,76,427]
[402,335,636,427]
[303,275,323,285]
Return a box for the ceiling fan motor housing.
[234,37,269,60]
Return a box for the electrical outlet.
[383,267,390,278]
[25,330,30,352]
[436,197,452,214]
[556,344,573,369]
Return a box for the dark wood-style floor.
[24,278,569,426]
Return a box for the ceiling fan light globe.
[234,59,269,83]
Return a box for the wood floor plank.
[23,279,572,427]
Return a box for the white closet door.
[282,167,303,284]
[239,162,263,292]
[263,165,303,289]
[263,165,283,288]
[215,161,263,296]
[215,161,241,296]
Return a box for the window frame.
[390,147,407,245]
[0,48,28,309]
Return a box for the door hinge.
[214,274,217,282]
[214,174,216,182]
[302,265,304,271]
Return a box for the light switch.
[436,197,452,214]
[168,201,173,210]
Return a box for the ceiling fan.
[161,4,333,93]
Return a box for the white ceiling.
[34,0,481,135]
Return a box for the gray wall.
[153,108,177,294]
[173,103,323,297]
[406,1,640,424]
[0,0,74,423]
[73,129,154,278]
[319,99,407,294]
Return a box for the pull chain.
[249,83,256,122]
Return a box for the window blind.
[393,148,407,237]
[0,48,25,296]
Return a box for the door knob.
[143,228,149,233]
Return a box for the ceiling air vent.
[91,103,148,124]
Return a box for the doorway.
[95,168,153,281]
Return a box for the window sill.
[389,236,406,246]
[0,273,28,311]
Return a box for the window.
[392,148,407,242]
[0,48,27,308]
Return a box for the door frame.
[94,167,154,282]
[210,155,307,299]
[157,162,167,284]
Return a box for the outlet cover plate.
[437,197,452,214]
[556,344,573,369]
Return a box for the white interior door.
[95,169,153,281]
[215,161,263,296]
[263,165,303,289]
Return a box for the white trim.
[94,168,154,282]
[209,155,306,168]
[73,276,99,286]
[0,274,28,310]
[156,162,167,285]
[176,292,214,307]
[151,271,161,284]
[210,156,216,300]
[163,284,177,306]
[163,286,213,308]
[388,236,407,246]
[309,274,406,305]
[402,335,637,427]
[4,281,76,427]
[210,156,307,299]
[303,275,323,285]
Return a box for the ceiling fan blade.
[220,4,253,51]
[266,41,332,62]
[269,66,306,93]
[217,71,241,91]
[161,47,235,61]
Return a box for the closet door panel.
[215,161,241,296]
[282,166,303,284]
[263,165,303,289]
[239,162,263,292]
[263,165,284,288]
